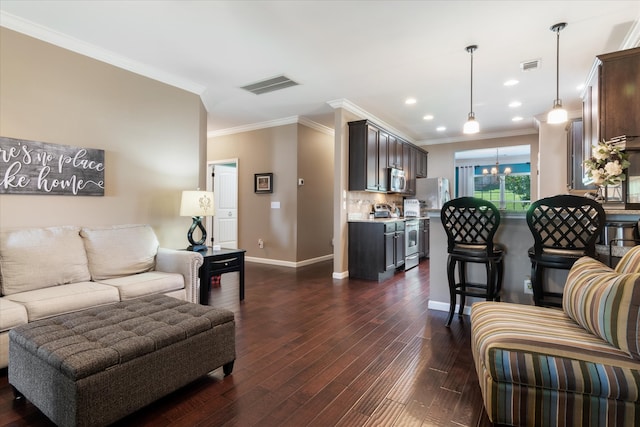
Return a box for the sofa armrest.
[155,248,204,303]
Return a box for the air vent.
[240,75,299,95]
[520,59,541,72]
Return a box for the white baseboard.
[427,300,472,316]
[245,254,333,268]
[332,271,349,279]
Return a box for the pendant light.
[483,148,512,177]
[463,45,479,134]
[547,22,568,124]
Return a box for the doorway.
[207,160,239,249]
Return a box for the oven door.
[405,219,420,270]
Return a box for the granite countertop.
[347,215,430,223]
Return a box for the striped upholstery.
[615,245,640,274]
[563,256,640,360]
[471,301,640,426]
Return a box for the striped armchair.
[471,245,640,426]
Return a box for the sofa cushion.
[96,271,184,300]
[3,282,120,322]
[0,298,28,331]
[81,224,159,280]
[615,245,640,273]
[0,226,91,295]
[563,256,640,360]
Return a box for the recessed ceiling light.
[504,79,519,86]
[423,114,434,120]
[436,126,446,132]
[509,101,522,108]
[512,116,524,122]
[405,98,417,105]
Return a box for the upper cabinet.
[583,47,640,145]
[598,47,640,141]
[348,120,427,194]
[349,120,387,192]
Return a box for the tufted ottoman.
[8,294,235,427]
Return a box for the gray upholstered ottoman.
[8,294,235,427]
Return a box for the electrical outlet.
[258,238,264,249]
[524,278,533,295]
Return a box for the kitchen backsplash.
[347,191,403,219]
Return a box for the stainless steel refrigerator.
[416,177,451,209]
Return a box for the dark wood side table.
[198,248,246,304]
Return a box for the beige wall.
[208,123,333,263]
[0,28,206,248]
[297,125,334,261]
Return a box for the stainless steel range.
[403,199,420,270]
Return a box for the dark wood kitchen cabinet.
[349,120,388,192]
[388,134,402,169]
[416,148,428,178]
[349,221,404,281]
[583,47,640,146]
[418,218,429,258]
[348,119,428,195]
[403,144,416,195]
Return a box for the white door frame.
[206,159,239,248]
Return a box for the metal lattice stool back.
[441,197,501,256]
[527,195,606,257]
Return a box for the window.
[454,145,531,211]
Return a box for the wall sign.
[0,136,105,196]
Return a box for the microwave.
[388,167,406,193]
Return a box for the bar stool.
[607,219,640,267]
[526,194,606,307]
[441,197,505,327]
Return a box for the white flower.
[604,160,623,177]
[591,170,604,185]
[592,146,610,161]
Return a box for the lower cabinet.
[349,221,405,281]
[418,218,429,258]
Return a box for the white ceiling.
[1,1,639,145]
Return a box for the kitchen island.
[427,208,640,318]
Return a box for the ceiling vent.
[520,59,541,72]
[240,75,299,95]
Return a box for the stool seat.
[527,246,586,266]
[441,197,504,327]
[452,243,505,259]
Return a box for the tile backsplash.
[347,191,403,219]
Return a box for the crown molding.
[207,116,333,138]
[0,11,206,95]
[417,127,539,146]
[581,17,640,99]
[327,99,416,144]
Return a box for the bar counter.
[427,208,640,316]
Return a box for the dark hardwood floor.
[0,259,493,427]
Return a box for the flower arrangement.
[584,140,630,186]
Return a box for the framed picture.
[254,173,273,193]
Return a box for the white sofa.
[0,224,204,369]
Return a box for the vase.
[598,184,625,208]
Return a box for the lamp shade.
[463,116,480,134]
[180,191,214,217]
[547,103,568,124]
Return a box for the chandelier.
[483,148,511,176]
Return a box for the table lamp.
[180,190,214,252]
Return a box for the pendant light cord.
[470,48,474,113]
[555,27,560,102]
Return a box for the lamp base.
[186,216,208,253]
[187,244,208,252]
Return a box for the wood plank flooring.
[0,259,493,427]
